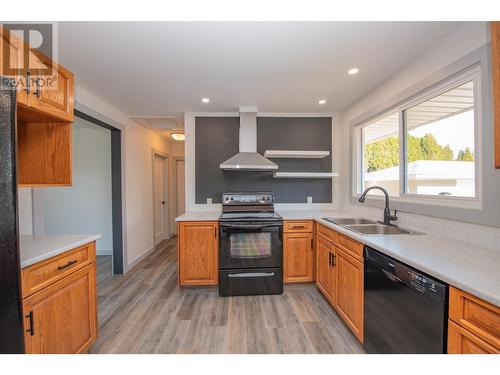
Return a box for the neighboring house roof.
[365,160,474,181]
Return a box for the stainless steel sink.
[323,217,377,225]
[345,224,423,236]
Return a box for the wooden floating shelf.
[264,150,330,159]
[273,172,339,179]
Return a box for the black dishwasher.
[364,247,448,354]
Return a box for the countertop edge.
[20,235,101,269]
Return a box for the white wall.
[17,188,33,235]
[73,85,182,271]
[336,22,500,249]
[39,118,113,255]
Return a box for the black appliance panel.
[219,221,282,269]
[364,247,448,354]
[219,267,283,297]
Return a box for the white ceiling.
[58,22,462,121]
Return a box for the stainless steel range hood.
[220,107,278,171]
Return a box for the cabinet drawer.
[317,223,336,243]
[284,220,313,233]
[448,320,499,354]
[336,232,363,261]
[449,287,500,350]
[21,242,96,298]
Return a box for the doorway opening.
[152,151,170,245]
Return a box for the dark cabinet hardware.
[310,238,313,250]
[214,226,217,239]
[25,71,31,94]
[162,201,165,205]
[25,311,34,336]
[57,260,77,270]
[292,225,305,229]
[328,251,332,266]
[34,77,41,98]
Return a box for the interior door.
[153,154,168,245]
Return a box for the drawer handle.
[58,260,77,270]
[292,225,305,229]
[26,311,34,336]
[228,272,275,278]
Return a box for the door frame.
[174,157,185,219]
[74,110,125,274]
[152,149,170,245]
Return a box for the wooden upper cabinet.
[0,25,74,122]
[316,236,337,306]
[335,248,364,342]
[23,264,97,354]
[17,122,72,187]
[493,22,500,168]
[283,233,314,283]
[27,53,75,122]
[178,221,219,286]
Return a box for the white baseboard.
[96,249,113,256]
[125,245,155,273]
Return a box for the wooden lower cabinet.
[316,235,337,305]
[448,286,500,354]
[336,248,364,342]
[448,320,499,354]
[21,242,97,354]
[284,232,314,283]
[178,221,219,286]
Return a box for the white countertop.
[176,209,500,306]
[20,234,101,269]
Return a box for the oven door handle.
[228,272,275,278]
[221,224,281,230]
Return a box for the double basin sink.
[323,218,423,236]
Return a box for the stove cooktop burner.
[219,211,282,221]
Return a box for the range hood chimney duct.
[219,107,278,171]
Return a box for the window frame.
[352,65,482,210]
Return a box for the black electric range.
[218,192,283,297]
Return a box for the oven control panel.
[222,192,275,205]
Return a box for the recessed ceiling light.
[171,133,185,141]
[318,99,327,105]
[347,68,359,75]
[201,97,210,103]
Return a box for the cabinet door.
[0,26,28,105]
[29,54,74,122]
[178,221,218,286]
[23,264,97,354]
[17,122,72,187]
[284,233,314,283]
[315,237,336,305]
[336,248,364,342]
[448,320,499,354]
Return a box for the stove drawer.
[219,268,283,297]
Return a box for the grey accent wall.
[195,116,332,204]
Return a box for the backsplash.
[346,204,500,251]
[195,116,333,204]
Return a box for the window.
[404,81,475,198]
[361,112,400,197]
[354,66,480,205]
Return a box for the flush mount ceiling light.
[171,133,185,141]
[318,99,327,105]
[347,68,359,75]
[201,97,210,103]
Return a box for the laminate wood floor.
[91,238,365,354]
